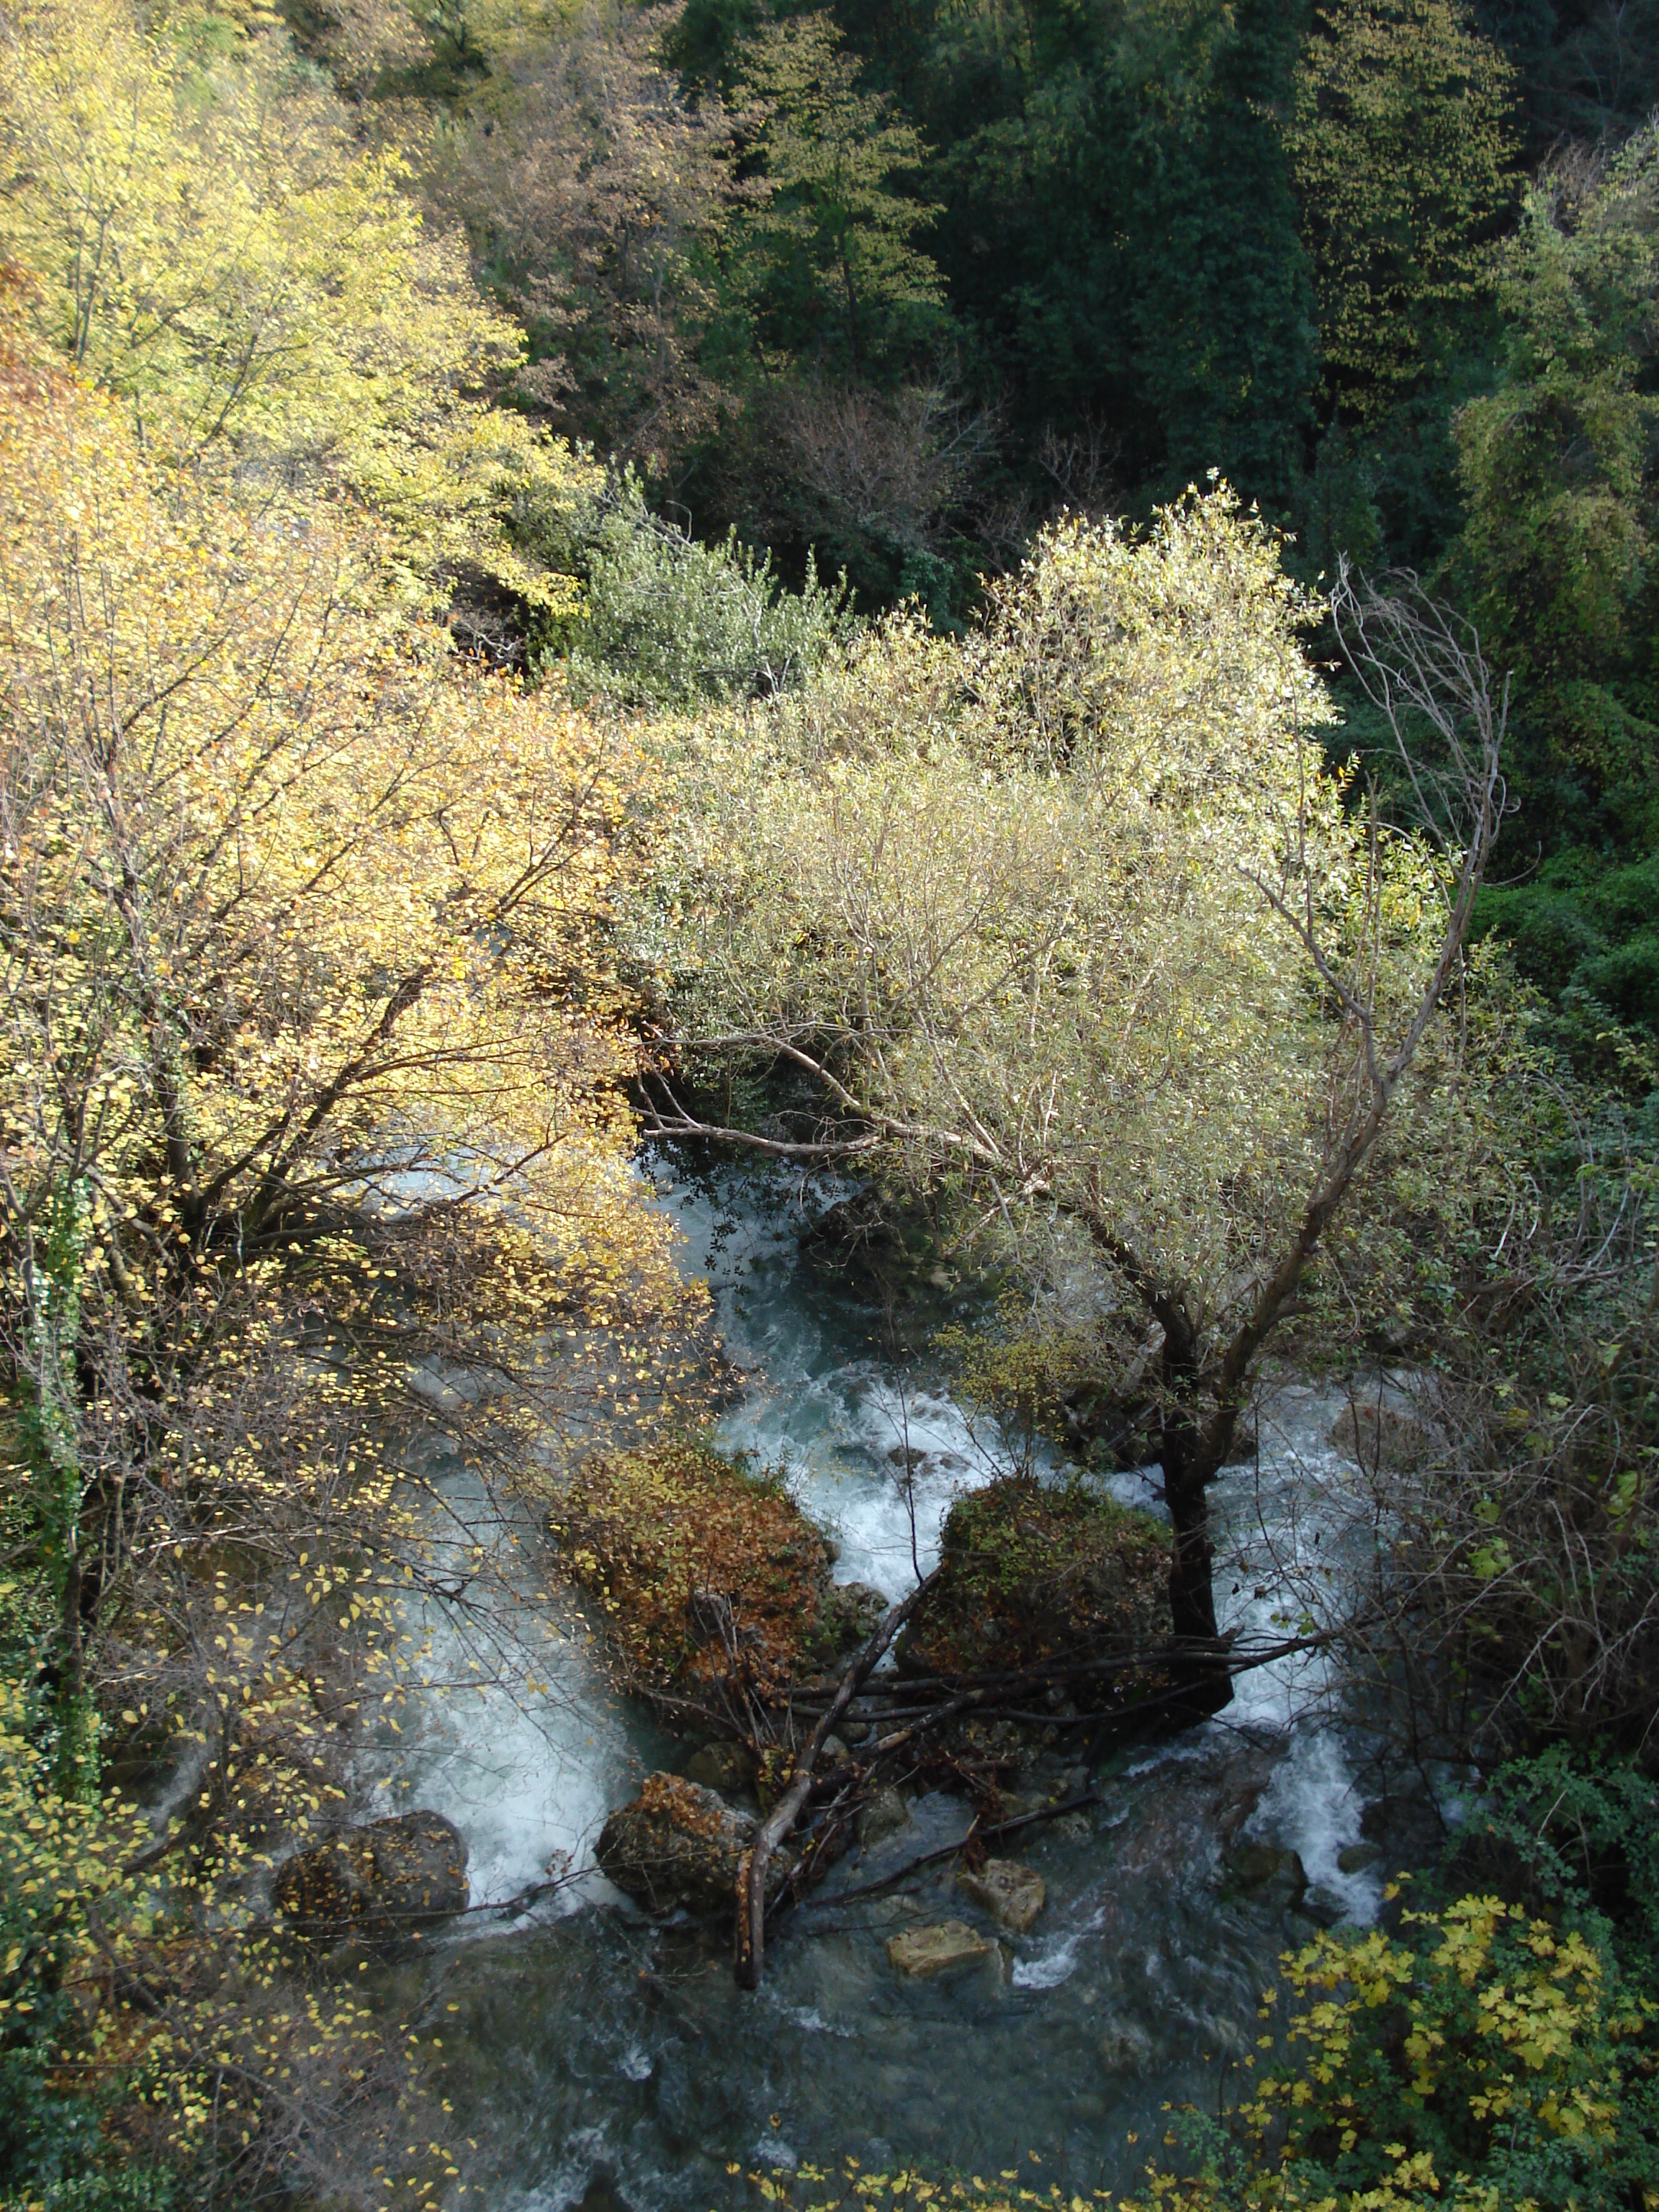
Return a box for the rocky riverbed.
[334,1154,1448,2211]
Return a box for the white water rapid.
[356,1156,1411,2212]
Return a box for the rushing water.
[364,1156,1407,2211]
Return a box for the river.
[354,1154,1416,2211]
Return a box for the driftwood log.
[733,1568,938,1988]
[729,1609,1363,1987]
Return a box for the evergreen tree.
[736,12,945,374]
[1290,0,1519,423]
[1455,127,1659,1043]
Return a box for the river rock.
[856,1787,913,1847]
[799,1581,887,1672]
[597,1773,788,1917]
[274,1811,468,1938]
[957,1858,1046,1933]
[1336,1841,1384,1874]
[681,1742,757,1797]
[1328,1399,1434,1473]
[1100,2022,1154,2073]
[896,1475,1170,1689]
[886,1920,999,1977]
[1228,1843,1308,1904]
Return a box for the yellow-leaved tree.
[644,493,1503,1677]
[0,291,703,2195]
[0,0,598,614]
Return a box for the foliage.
[555,469,855,706]
[1289,0,1519,423]
[1444,126,1659,1058]
[647,491,1494,1653]
[1455,132,1659,698]
[429,0,745,475]
[1475,844,1659,1051]
[0,315,683,1335]
[1475,1749,1659,1969]
[734,12,944,377]
[0,264,706,2198]
[1140,1892,1659,2211]
[0,0,596,612]
[0,1666,445,2208]
[1345,1076,1659,1761]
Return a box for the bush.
[1140,1885,1659,2212]
[553,472,855,709]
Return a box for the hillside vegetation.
[0,0,1655,2206]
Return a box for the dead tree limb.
[734,1567,938,1990]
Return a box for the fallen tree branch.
[806,1790,1103,1913]
[734,1567,938,1990]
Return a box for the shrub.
[1143,1886,1659,2212]
[553,472,855,709]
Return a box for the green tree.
[736,11,944,374]
[1290,0,1519,423]
[1452,127,1659,1043]
[431,0,747,476]
[647,494,1504,1666]
[1123,0,1319,506]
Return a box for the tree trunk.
[1156,1321,1233,1719]
[734,1568,935,1990]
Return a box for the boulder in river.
[596,1773,791,1917]
[275,1811,468,1938]
[855,1786,913,1847]
[896,1474,1172,1694]
[886,1920,999,1977]
[1328,1397,1435,1472]
[681,1741,757,1797]
[958,1858,1046,1933]
[552,1442,876,1718]
[1227,1843,1308,1905]
[798,1582,886,1673]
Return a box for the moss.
[552,1439,854,1709]
[897,1473,1172,1681]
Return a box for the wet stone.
[1337,1841,1384,1874]
[886,1920,999,1977]
[597,1773,788,1917]
[1328,1400,1434,1472]
[957,1858,1046,1933]
[680,1743,757,1797]
[1100,2022,1154,2073]
[856,1787,913,1847]
[1228,1844,1308,1903]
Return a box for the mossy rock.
[896,1474,1172,1685]
[274,1812,468,1938]
[596,1773,788,1917]
[552,1439,867,1708]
